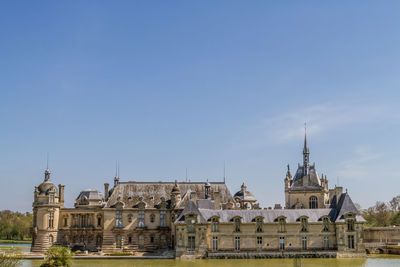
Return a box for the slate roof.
[291,165,322,188]
[176,192,365,224]
[76,189,103,201]
[106,181,234,208]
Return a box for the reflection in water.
[21,258,400,267]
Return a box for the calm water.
[19,257,400,267]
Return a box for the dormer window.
[234,218,241,232]
[48,212,54,229]
[187,215,196,233]
[347,219,355,232]
[278,217,286,233]
[256,217,263,233]
[300,218,308,232]
[322,217,329,232]
[150,213,155,223]
[212,218,219,232]
[49,194,54,204]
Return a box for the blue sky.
[1,1,400,212]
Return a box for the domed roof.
[37,169,58,196]
[234,183,256,201]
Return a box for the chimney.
[58,184,65,203]
[335,186,343,205]
[190,191,197,204]
[213,191,221,210]
[104,183,109,201]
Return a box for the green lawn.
[0,239,31,244]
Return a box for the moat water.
[2,244,400,267]
[19,257,400,267]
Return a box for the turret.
[171,180,181,207]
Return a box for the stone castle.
[31,135,365,258]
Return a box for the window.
[212,236,218,251]
[234,218,241,232]
[116,235,122,248]
[138,235,144,248]
[116,211,123,228]
[49,235,53,245]
[150,236,154,243]
[347,219,355,231]
[187,218,195,233]
[161,235,167,247]
[64,217,68,227]
[348,235,355,249]
[97,216,102,227]
[256,218,263,233]
[278,218,286,233]
[138,210,145,228]
[128,236,132,244]
[300,218,308,232]
[150,213,155,223]
[160,211,166,227]
[188,236,195,251]
[257,236,262,250]
[49,194,54,203]
[234,236,240,250]
[212,218,219,232]
[302,236,307,250]
[128,214,133,223]
[279,237,285,250]
[49,212,54,228]
[324,236,329,249]
[309,196,318,209]
[323,217,329,232]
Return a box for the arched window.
[322,217,330,232]
[309,196,318,209]
[138,211,145,228]
[49,234,54,245]
[116,210,123,228]
[160,211,166,227]
[150,213,155,223]
[48,212,54,228]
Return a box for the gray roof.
[177,192,365,224]
[291,165,322,188]
[177,208,332,224]
[106,181,234,208]
[233,183,256,202]
[76,189,103,201]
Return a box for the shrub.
[0,247,23,267]
[41,246,73,267]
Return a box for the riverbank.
[0,239,31,244]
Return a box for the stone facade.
[31,135,365,258]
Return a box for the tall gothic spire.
[303,123,310,176]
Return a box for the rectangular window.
[160,211,166,227]
[348,235,355,249]
[212,219,219,232]
[279,237,285,250]
[256,219,263,233]
[188,236,195,251]
[212,236,218,251]
[324,236,329,249]
[257,236,262,250]
[301,218,308,232]
[138,210,145,228]
[64,217,68,227]
[116,211,123,228]
[235,236,240,250]
[97,216,102,227]
[128,236,132,244]
[234,218,241,232]
[116,235,122,248]
[49,212,54,228]
[187,219,195,233]
[323,218,329,232]
[49,194,54,203]
[347,220,355,231]
[302,236,307,250]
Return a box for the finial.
[223,161,226,184]
[287,164,290,172]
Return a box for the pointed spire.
[286,164,292,179]
[303,123,310,176]
[44,153,50,181]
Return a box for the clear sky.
[1,1,400,212]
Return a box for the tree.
[389,195,400,211]
[41,246,73,267]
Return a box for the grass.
[0,239,31,244]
